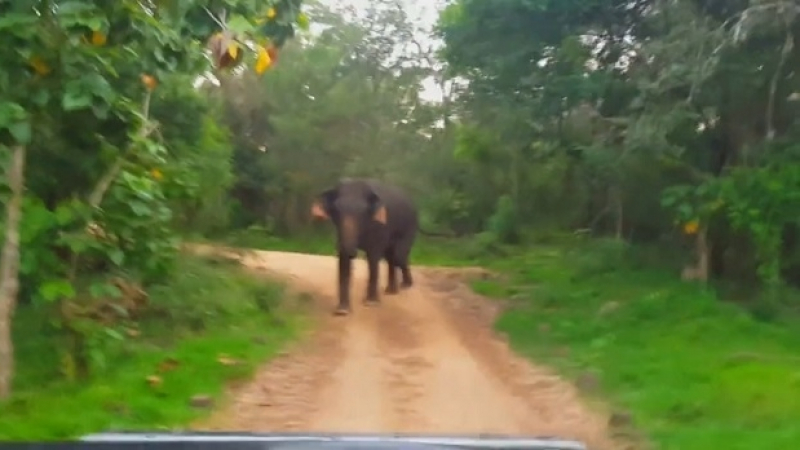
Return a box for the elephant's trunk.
[338,214,359,258]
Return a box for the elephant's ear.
[311,188,337,220]
[367,190,387,224]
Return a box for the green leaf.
[106,284,123,299]
[55,1,97,15]
[62,74,115,112]
[9,120,31,145]
[227,14,256,34]
[89,281,122,299]
[108,248,125,266]
[104,327,125,341]
[56,2,107,30]
[92,102,110,119]
[62,90,93,111]
[39,279,76,302]
[296,12,310,31]
[0,102,27,126]
[54,205,75,225]
[32,89,50,107]
[129,200,152,216]
[0,13,39,37]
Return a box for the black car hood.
[76,432,587,450]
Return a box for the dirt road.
[191,246,616,449]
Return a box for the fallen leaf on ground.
[158,357,180,372]
[217,354,240,366]
[146,375,163,386]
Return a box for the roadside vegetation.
[0,0,309,439]
[474,238,800,450]
[2,0,800,448]
[2,256,304,439]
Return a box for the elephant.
[310,178,419,315]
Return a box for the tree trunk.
[682,226,710,283]
[696,227,710,282]
[0,144,27,399]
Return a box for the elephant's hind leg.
[394,236,414,289]
[384,246,399,295]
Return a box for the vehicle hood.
[80,431,587,450]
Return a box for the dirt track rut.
[190,246,616,449]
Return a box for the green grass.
[473,238,800,449]
[0,256,306,440]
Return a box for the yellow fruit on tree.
[255,45,273,74]
[267,7,277,18]
[29,56,51,75]
[150,168,163,181]
[683,219,699,235]
[91,30,106,46]
[141,73,158,91]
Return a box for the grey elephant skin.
[311,178,419,315]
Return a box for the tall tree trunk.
[0,144,27,399]
[696,227,710,282]
[682,226,710,283]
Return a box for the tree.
[0,0,306,399]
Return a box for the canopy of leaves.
[434,0,800,291]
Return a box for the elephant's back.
[365,180,418,230]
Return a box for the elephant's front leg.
[363,251,381,305]
[335,254,352,315]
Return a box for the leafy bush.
[486,194,520,244]
[3,255,301,439]
[569,237,633,277]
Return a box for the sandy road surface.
[189,246,616,449]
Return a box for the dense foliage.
[435,0,800,301]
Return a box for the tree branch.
[88,91,155,208]
[765,27,794,141]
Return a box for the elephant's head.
[310,180,387,258]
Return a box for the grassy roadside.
[471,239,800,449]
[0,255,307,440]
